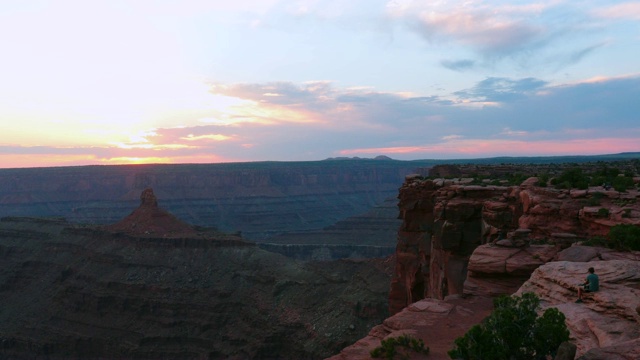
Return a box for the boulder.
[577,338,640,360]
[556,246,603,262]
[464,244,560,297]
[555,341,577,360]
[516,260,640,358]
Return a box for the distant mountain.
[322,155,395,161]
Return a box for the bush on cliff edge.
[609,224,640,251]
[448,293,569,360]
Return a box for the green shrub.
[552,168,589,189]
[554,180,573,190]
[448,293,569,360]
[591,166,620,186]
[585,192,604,206]
[608,224,640,251]
[508,173,529,186]
[535,173,549,187]
[582,236,609,248]
[597,208,610,218]
[586,193,602,206]
[612,176,635,192]
[370,334,429,360]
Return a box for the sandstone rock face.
[327,296,494,360]
[391,173,640,315]
[516,260,640,359]
[390,177,516,314]
[464,244,561,297]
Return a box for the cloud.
[384,1,616,73]
[594,2,640,21]
[566,43,605,64]
[181,134,233,142]
[387,2,549,57]
[442,134,464,140]
[338,137,640,159]
[208,76,640,160]
[209,81,450,131]
[500,128,528,136]
[2,74,639,167]
[454,77,548,102]
[441,59,476,71]
[417,12,541,55]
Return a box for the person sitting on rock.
[576,267,599,303]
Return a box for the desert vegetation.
[424,159,638,189]
[550,164,638,191]
[370,334,429,360]
[582,224,640,251]
[449,293,569,360]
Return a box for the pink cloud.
[595,2,640,20]
[338,137,640,158]
[419,11,540,52]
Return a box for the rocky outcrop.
[105,188,198,237]
[516,258,640,359]
[390,177,518,314]
[390,172,640,315]
[464,244,561,297]
[327,296,494,360]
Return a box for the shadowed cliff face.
[0,192,393,359]
[390,174,640,315]
[0,161,423,241]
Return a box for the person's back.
[587,272,599,291]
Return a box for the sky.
[1,0,639,168]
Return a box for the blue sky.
[0,0,639,168]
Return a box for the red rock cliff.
[390,174,640,315]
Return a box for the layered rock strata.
[0,191,392,359]
[0,160,427,242]
[390,174,640,314]
[517,257,640,359]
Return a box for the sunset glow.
[1,0,639,168]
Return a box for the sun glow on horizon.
[0,1,638,168]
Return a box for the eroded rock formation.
[333,164,640,359]
[517,257,640,359]
[105,188,198,237]
[390,172,640,315]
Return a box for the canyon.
[332,161,640,359]
[2,155,640,359]
[0,159,428,244]
[0,190,393,359]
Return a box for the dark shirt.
[586,273,599,291]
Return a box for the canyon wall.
[0,160,427,242]
[390,171,640,314]
[0,216,392,359]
